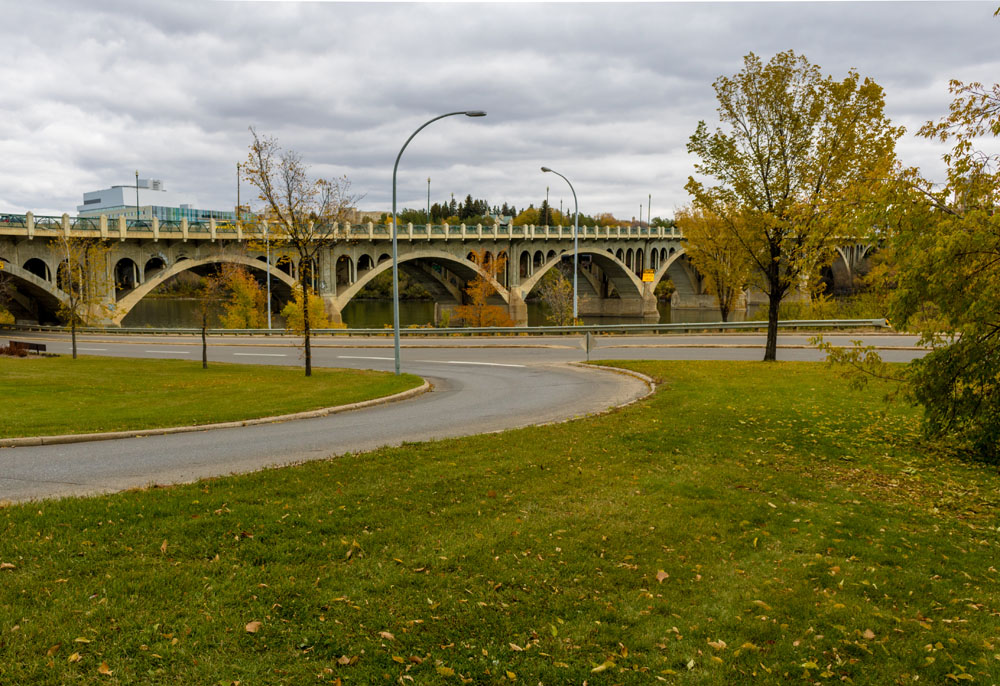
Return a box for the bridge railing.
[0,211,687,241]
[3,319,889,337]
[0,214,28,228]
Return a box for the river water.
[121,297,752,329]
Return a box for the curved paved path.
[0,345,648,501]
[0,329,925,503]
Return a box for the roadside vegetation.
[0,357,420,438]
[1,360,997,684]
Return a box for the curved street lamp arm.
[541,166,580,319]
[391,111,486,375]
[393,112,478,211]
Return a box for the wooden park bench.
[9,340,46,354]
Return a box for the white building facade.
[77,179,235,222]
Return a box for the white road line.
[338,355,394,361]
[145,350,190,354]
[416,360,526,368]
[233,352,287,357]
[77,348,107,352]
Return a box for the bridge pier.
[508,291,528,326]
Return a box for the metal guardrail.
[3,319,889,337]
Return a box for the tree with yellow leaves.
[453,250,514,327]
[675,204,752,322]
[686,50,902,359]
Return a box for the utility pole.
[135,170,140,223]
[427,177,431,226]
[236,162,241,221]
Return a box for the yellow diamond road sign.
[642,269,655,282]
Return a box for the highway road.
[0,330,926,502]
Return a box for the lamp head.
[464,111,487,117]
[541,166,552,173]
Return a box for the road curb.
[569,362,657,409]
[0,380,431,449]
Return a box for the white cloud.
[0,1,995,218]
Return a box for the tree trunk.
[764,287,781,361]
[302,280,311,377]
[201,311,208,370]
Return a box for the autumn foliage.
[453,250,514,327]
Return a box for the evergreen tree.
[539,199,552,226]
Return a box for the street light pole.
[392,110,486,375]
[540,166,579,320]
[427,177,431,227]
[135,170,140,224]
[265,223,272,330]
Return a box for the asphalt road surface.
[0,331,926,502]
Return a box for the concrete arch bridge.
[0,212,702,326]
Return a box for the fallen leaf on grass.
[656,570,669,584]
[68,652,82,663]
[337,655,358,666]
[0,562,15,570]
[591,660,615,673]
[509,643,523,651]
[505,670,517,680]
[46,644,61,657]
[379,631,395,641]
[245,621,262,633]
[73,637,91,643]
[160,540,168,554]
[436,666,455,676]
[98,662,112,675]
[862,629,876,640]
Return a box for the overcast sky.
[1,1,997,220]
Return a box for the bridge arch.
[144,255,167,280]
[23,257,52,282]
[517,247,644,301]
[332,248,509,312]
[651,248,700,297]
[0,259,68,320]
[112,254,298,325]
[518,250,530,278]
[114,257,140,295]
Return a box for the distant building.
[76,179,235,222]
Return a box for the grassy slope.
[0,360,998,685]
[0,356,421,438]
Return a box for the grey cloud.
[0,1,996,217]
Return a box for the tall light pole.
[265,222,272,330]
[541,166,579,320]
[648,193,652,228]
[135,170,140,224]
[392,111,487,375]
[427,177,431,227]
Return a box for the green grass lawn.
[0,356,422,438]
[1,360,998,684]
